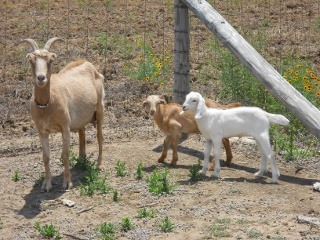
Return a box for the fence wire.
[0,0,319,158]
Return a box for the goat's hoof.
[199,170,206,175]
[157,158,165,163]
[270,179,279,184]
[211,171,220,178]
[170,161,177,166]
[63,181,73,190]
[254,171,265,177]
[41,179,53,192]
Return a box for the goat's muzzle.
[150,110,155,116]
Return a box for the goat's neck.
[33,81,51,107]
[153,104,165,125]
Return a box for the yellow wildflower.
[160,83,164,87]
[316,91,320,97]
[154,72,159,77]
[137,41,141,46]
[306,69,311,73]
[145,76,150,81]
[297,64,302,68]
[302,76,308,81]
[165,56,170,61]
[163,49,167,54]
[150,53,154,58]
[295,71,299,75]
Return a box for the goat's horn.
[19,38,39,51]
[44,37,64,51]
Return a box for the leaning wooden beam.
[182,0,320,139]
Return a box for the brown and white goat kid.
[143,95,240,169]
[21,38,105,191]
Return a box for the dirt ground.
[1,0,319,239]
[0,127,319,240]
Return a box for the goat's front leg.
[158,135,171,163]
[39,132,52,192]
[78,127,86,160]
[201,140,213,175]
[211,139,222,178]
[61,129,73,189]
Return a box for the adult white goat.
[180,91,289,183]
[143,95,240,168]
[21,37,105,191]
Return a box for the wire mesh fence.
[0,0,319,158]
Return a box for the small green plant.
[208,218,232,238]
[248,229,263,238]
[189,159,204,181]
[34,221,61,239]
[134,161,144,180]
[236,218,251,224]
[121,217,134,232]
[115,160,127,177]
[79,164,110,196]
[12,170,21,182]
[98,222,117,240]
[147,167,178,195]
[112,189,120,202]
[159,217,175,233]
[137,208,157,218]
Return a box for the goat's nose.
[37,75,45,82]
[182,106,186,111]
[150,110,155,115]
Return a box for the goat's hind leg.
[96,106,104,168]
[254,135,279,183]
[78,127,86,160]
[39,133,52,192]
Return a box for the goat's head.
[20,38,64,88]
[143,95,167,116]
[180,92,206,118]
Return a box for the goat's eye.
[192,99,197,102]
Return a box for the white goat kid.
[181,92,289,183]
[21,38,105,191]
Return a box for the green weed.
[121,217,134,232]
[147,167,178,195]
[134,161,144,180]
[189,159,204,181]
[115,160,127,177]
[34,221,60,239]
[12,170,21,182]
[159,217,175,232]
[248,229,263,238]
[137,208,157,218]
[112,189,120,202]
[208,218,232,238]
[97,222,117,240]
[79,164,110,196]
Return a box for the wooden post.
[182,0,320,139]
[173,0,190,104]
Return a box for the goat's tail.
[266,113,290,126]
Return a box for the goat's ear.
[160,94,169,104]
[142,101,148,108]
[159,99,166,105]
[195,97,206,119]
[48,53,57,62]
[26,53,34,62]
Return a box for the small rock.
[61,198,75,207]
[297,215,320,225]
[313,182,320,192]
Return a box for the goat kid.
[21,38,105,191]
[180,92,289,183]
[143,95,240,169]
